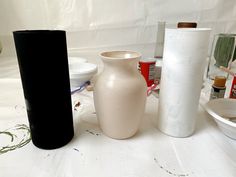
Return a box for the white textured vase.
[94,51,147,139]
[157,28,211,137]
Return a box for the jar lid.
[177,22,197,28]
[213,76,226,87]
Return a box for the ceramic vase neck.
[102,58,138,74]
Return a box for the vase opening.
[100,51,141,60]
[167,28,211,32]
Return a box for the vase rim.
[166,28,211,32]
[100,50,141,60]
[13,30,65,34]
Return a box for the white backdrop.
[0,0,236,56]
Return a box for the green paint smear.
[0,124,31,155]
[214,35,235,67]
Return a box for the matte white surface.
[157,28,211,137]
[0,55,236,177]
[94,51,146,139]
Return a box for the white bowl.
[68,57,87,69]
[205,98,236,140]
[69,62,97,89]
[68,57,87,63]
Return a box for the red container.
[139,58,156,87]
[229,76,236,99]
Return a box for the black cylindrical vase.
[13,30,74,149]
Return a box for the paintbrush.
[219,66,236,76]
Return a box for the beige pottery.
[94,51,147,139]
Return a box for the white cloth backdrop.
[0,0,236,55]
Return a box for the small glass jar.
[207,33,236,80]
[209,76,226,100]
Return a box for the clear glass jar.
[206,33,236,80]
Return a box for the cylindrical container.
[139,58,156,87]
[94,51,147,139]
[13,30,74,149]
[157,28,211,137]
[210,76,226,100]
[154,22,165,83]
[154,22,166,58]
[229,76,236,99]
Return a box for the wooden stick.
[223,116,236,122]
[219,66,236,76]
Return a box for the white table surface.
[0,56,236,177]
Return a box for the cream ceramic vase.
[94,51,147,139]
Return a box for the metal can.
[139,58,156,87]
